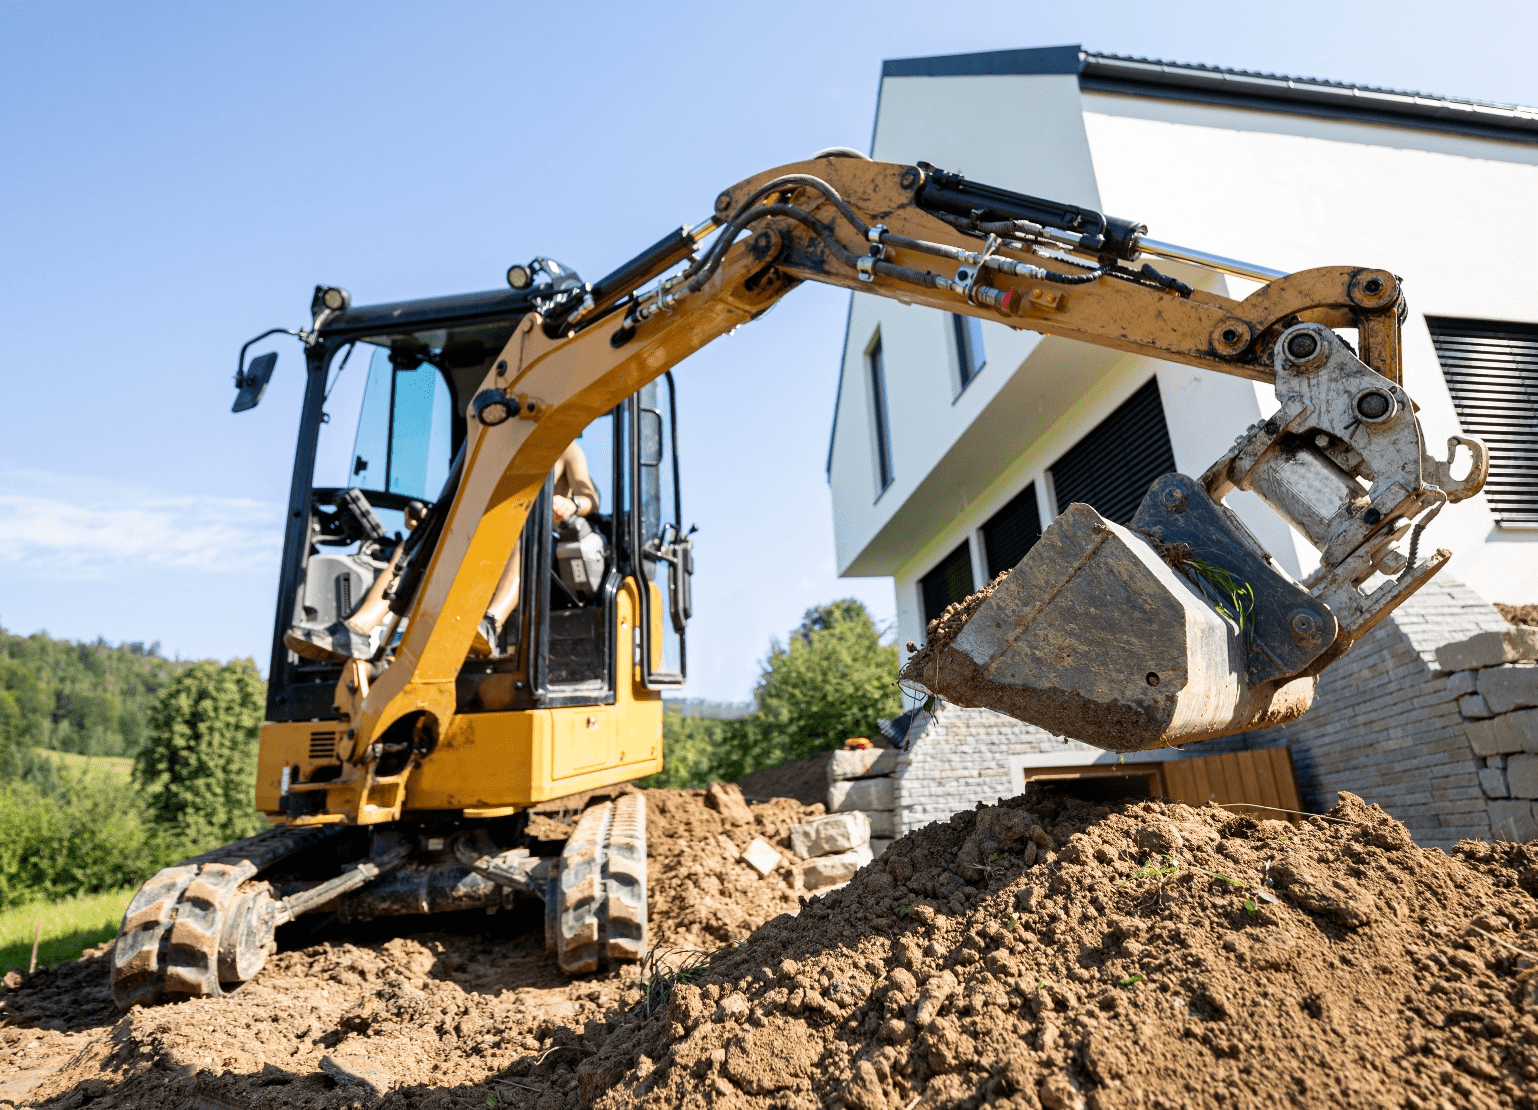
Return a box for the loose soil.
[1497,603,1538,628]
[6,786,1538,1109]
[900,571,1010,684]
[0,790,820,1110]
[737,752,833,807]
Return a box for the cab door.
[630,373,691,687]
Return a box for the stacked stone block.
[1434,626,1538,841]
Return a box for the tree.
[134,659,266,851]
[715,599,901,780]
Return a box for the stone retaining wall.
[858,577,1522,850]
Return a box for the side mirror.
[233,351,277,413]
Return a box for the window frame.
[950,313,986,398]
[867,330,895,497]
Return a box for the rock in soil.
[11,785,1538,1109]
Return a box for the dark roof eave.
[879,45,1538,144]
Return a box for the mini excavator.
[111,151,1488,1009]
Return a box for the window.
[919,541,975,629]
[1049,377,1176,525]
[952,313,986,393]
[1427,317,1538,527]
[981,482,1042,579]
[868,334,894,493]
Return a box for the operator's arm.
[552,441,599,522]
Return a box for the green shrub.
[633,713,727,790]
[134,659,266,854]
[0,769,164,908]
[643,599,900,787]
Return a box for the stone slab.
[1446,670,1480,699]
[1436,627,1538,672]
[789,811,871,859]
[828,777,896,813]
[828,748,900,781]
[1479,664,1538,716]
[704,782,755,825]
[863,809,897,838]
[801,845,873,890]
[1488,799,1538,843]
[1478,766,1509,798]
[1461,694,1495,720]
[1506,753,1538,799]
[1466,709,1538,757]
[741,837,783,876]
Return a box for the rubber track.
[554,794,647,974]
[110,825,344,1010]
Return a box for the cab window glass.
[351,346,453,501]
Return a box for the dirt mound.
[582,788,1538,1110]
[736,752,832,807]
[0,787,822,1109]
[1498,603,1538,628]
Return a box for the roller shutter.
[1426,317,1538,527]
[1049,377,1175,525]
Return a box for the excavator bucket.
[901,477,1324,752]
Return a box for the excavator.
[110,151,1489,1009]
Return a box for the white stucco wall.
[830,71,1538,662]
[1079,92,1538,602]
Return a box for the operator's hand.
[552,494,577,523]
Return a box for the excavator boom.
[339,153,1484,788]
[112,152,1490,1010]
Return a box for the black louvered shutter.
[981,482,1042,579]
[1049,378,1175,524]
[1426,317,1538,527]
[920,542,974,628]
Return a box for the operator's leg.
[283,542,405,664]
[471,543,521,656]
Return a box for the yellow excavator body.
[111,152,1489,1010]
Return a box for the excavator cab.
[260,287,691,754]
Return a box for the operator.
[283,500,426,664]
[470,438,599,656]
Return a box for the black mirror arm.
[236,327,302,387]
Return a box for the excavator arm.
[315,153,1489,821]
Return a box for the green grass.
[0,888,134,972]
[37,751,133,778]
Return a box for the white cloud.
[0,466,283,580]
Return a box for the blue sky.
[4,1,1537,701]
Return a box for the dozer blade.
[901,484,1325,752]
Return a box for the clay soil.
[7,786,1538,1110]
[0,790,820,1110]
[1497,604,1537,628]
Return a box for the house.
[825,47,1538,847]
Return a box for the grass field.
[0,888,134,973]
[38,751,133,778]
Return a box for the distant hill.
[663,696,753,720]
[0,628,201,760]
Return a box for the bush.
[0,769,164,908]
[647,599,901,787]
[633,713,727,790]
[134,659,266,855]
